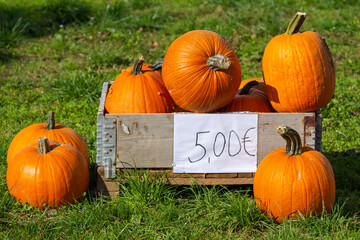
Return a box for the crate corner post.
[95,82,119,197]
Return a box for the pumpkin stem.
[239,81,258,95]
[207,54,231,71]
[131,56,145,75]
[45,111,56,130]
[150,58,163,73]
[277,125,303,156]
[38,137,51,154]
[285,12,307,35]
[282,134,292,154]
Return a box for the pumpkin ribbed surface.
[162,30,242,113]
[253,126,335,222]
[262,13,335,112]
[6,138,89,208]
[105,56,173,113]
[7,112,89,167]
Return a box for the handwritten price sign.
[173,113,258,173]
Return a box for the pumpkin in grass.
[239,78,266,92]
[219,81,274,113]
[6,137,89,208]
[7,111,89,167]
[105,56,173,113]
[253,126,335,223]
[262,12,335,112]
[162,30,242,113]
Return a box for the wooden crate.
[96,82,322,196]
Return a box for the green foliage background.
[0,0,359,239]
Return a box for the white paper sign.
[173,113,258,173]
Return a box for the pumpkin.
[262,12,335,112]
[239,78,266,92]
[162,30,242,113]
[105,56,173,113]
[253,126,335,223]
[6,137,89,208]
[219,81,274,113]
[7,111,89,167]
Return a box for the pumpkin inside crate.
[105,56,173,114]
[162,30,242,113]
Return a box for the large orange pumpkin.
[7,111,89,167]
[105,56,173,113]
[6,137,89,208]
[262,12,335,112]
[253,126,335,223]
[219,81,274,113]
[162,30,242,113]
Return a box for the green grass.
[1,0,360,238]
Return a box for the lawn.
[0,0,359,239]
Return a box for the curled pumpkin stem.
[131,56,145,75]
[38,137,51,154]
[150,58,163,72]
[277,125,303,156]
[239,81,259,95]
[207,54,231,71]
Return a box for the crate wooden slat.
[96,166,254,197]
[96,82,322,196]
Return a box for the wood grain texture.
[108,113,174,168]
[98,82,109,116]
[257,112,315,165]
[105,112,315,168]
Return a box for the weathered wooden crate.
[96,82,322,196]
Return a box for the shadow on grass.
[325,150,360,192]
[0,0,93,62]
[324,149,360,215]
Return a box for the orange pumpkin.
[239,78,266,92]
[219,81,274,113]
[262,12,335,112]
[105,56,173,113]
[7,111,89,167]
[253,126,335,223]
[6,137,89,208]
[162,30,242,113]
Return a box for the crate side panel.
[111,114,174,168]
[257,112,315,165]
